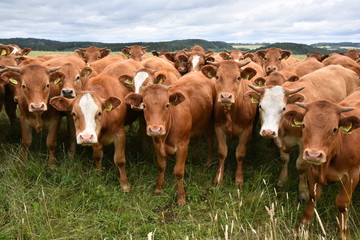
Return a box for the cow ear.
[241,67,257,80]
[201,65,217,79]
[101,48,111,58]
[121,48,130,58]
[287,75,299,82]
[80,66,93,77]
[124,93,143,106]
[256,50,266,60]
[169,92,185,106]
[322,55,329,61]
[151,50,159,57]
[155,73,166,84]
[1,71,21,85]
[50,72,65,85]
[339,116,360,134]
[102,97,121,112]
[281,50,292,60]
[219,52,229,60]
[74,49,85,58]
[50,96,74,112]
[338,52,345,56]
[164,52,175,62]
[205,56,215,63]
[22,48,31,56]
[287,93,305,104]
[119,74,134,88]
[284,110,304,128]
[244,91,260,104]
[178,54,188,63]
[254,77,266,86]
[0,46,13,56]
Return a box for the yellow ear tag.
[9,78,18,85]
[340,123,352,134]
[0,49,6,56]
[244,74,249,80]
[258,81,264,87]
[207,72,213,78]
[158,78,163,84]
[250,97,259,104]
[125,79,133,86]
[105,103,113,112]
[54,77,61,85]
[292,119,303,128]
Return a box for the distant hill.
[0,38,235,52]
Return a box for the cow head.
[75,46,111,63]
[202,60,256,107]
[254,72,299,87]
[50,92,121,145]
[256,48,292,75]
[284,100,360,165]
[122,45,149,62]
[0,64,62,112]
[307,52,329,62]
[244,85,305,138]
[124,84,185,136]
[220,50,249,62]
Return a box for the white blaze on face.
[191,55,200,71]
[259,86,286,137]
[134,71,149,94]
[77,93,99,143]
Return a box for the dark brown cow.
[323,53,360,76]
[338,49,359,61]
[75,46,111,63]
[163,49,189,75]
[256,47,299,75]
[124,72,215,205]
[0,64,64,165]
[306,52,329,62]
[219,50,249,62]
[122,45,150,62]
[201,60,258,187]
[181,45,213,73]
[50,59,143,192]
[254,57,325,86]
[284,96,360,239]
[245,65,360,201]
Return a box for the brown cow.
[0,64,64,165]
[219,50,249,62]
[254,57,325,86]
[162,49,189,75]
[338,49,359,61]
[75,46,111,63]
[201,60,258,187]
[181,45,213,73]
[245,65,360,201]
[90,55,127,74]
[124,71,215,205]
[256,47,299,75]
[284,96,360,239]
[122,45,150,62]
[323,53,360,76]
[8,44,31,56]
[50,59,143,192]
[306,52,329,62]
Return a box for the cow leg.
[336,173,359,239]
[205,125,214,167]
[4,85,17,126]
[138,115,149,152]
[154,140,167,194]
[274,137,289,189]
[66,114,76,158]
[213,127,227,186]
[46,117,61,166]
[19,115,32,164]
[235,126,253,188]
[301,168,322,225]
[114,128,130,193]
[174,140,189,205]
[296,143,309,202]
[92,143,103,170]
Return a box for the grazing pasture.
[0,52,359,239]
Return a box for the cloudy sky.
[1,0,359,44]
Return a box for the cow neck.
[223,106,233,137]
[152,108,173,158]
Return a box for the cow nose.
[304,149,325,163]
[61,89,75,98]
[220,93,233,103]
[267,66,277,73]
[147,126,163,136]
[260,129,276,138]
[30,102,47,112]
[79,134,95,143]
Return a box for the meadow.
[0,52,359,239]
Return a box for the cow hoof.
[298,192,309,203]
[154,188,162,195]
[177,198,186,206]
[121,184,131,193]
[48,163,58,170]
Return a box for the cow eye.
[264,57,267,61]
[22,84,26,89]
[97,112,102,117]
[97,56,101,59]
[165,103,170,110]
[46,84,50,88]
[76,75,80,81]
[282,107,286,111]
[278,58,282,61]
[332,128,338,134]
[215,76,219,80]
[258,104,262,109]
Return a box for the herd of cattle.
[1,43,360,238]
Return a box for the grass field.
[1,51,359,239]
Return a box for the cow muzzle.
[77,133,97,145]
[147,125,165,136]
[260,129,277,138]
[266,66,277,75]
[29,102,47,112]
[303,148,326,165]
[61,89,76,98]
[218,93,235,106]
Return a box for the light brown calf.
[75,46,111,63]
